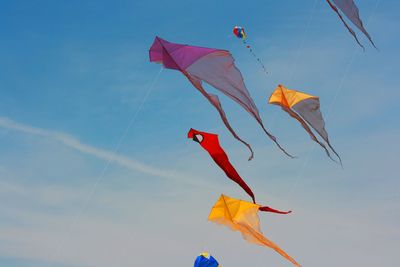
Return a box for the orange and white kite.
[209,194,301,267]
[268,84,342,165]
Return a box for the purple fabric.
[186,51,260,121]
[327,0,376,48]
[149,37,294,159]
[149,37,218,70]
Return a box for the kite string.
[50,67,163,262]
[286,0,381,199]
[287,0,319,85]
[266,0,319,131]
[243,39,268,75]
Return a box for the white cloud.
[0,116,208,188]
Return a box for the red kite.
[188,128,291,214]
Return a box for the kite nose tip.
[187,128,195,138]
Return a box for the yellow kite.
[269,84,342,165]
[208,194,301,267]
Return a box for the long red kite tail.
[326,0,365,50]
[259,206,292,214]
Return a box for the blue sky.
[0,0,399,266]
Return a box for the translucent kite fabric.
[269,85,341,164]
[326,0,376,49]
[208,195,301,267]
[188,128,292,214]
[149,36,294,160]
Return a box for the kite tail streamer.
[261,124,296,159]
[282,106,340,164]
[207,93,255,161]
[242,225,302,267]
[243,40,268,75]
[358,16,378,50]
[185,73,255,161]
[217,110,255,161]
[256,118,295,159]
[326,139,343,167]
[326,0,365,50]
[259,206,292,214]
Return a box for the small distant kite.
[150,36,294,160]
[233,26,247,39]
[188,128,292,214]
[194,252,220,267]
[209,194,301,267]
[268,84,341,165]
[326,0,376,49]
[233,26,268,74]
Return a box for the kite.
[326,0,376,49]
[233,26,247,39]
[194,252,220,267]
[209,194,301,267]
[268,84,342,165]
[149,36,294,160]
[233,26,268,74]
[188,128,292,215]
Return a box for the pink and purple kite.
[149,36,294,160]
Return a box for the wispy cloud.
[0,116,206,188]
